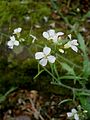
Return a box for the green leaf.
[83,59,90,78]
[0,95,6,103]
[77,33,86,55]
[79,96,90,118]
[4,87,17,97]
[0,87,17,103]
[60,62,75,75]
[77,33,90,78]
[83,11,90,20]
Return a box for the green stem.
[58,76,87,81]
[43,67,90,94]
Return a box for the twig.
[29,98,44,120]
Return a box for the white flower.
[35,46,56,66]
[42,29,64,43]
[30,34,37,43]
[7,36,19,49]
[67,108,79,120]
[64,39,79,52]
[13,27,22,34]
[64,34,79,52]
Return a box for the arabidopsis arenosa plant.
[35,46,56,66]
[13,27,22,34]
[64,34,79,52]
[43,29,64,43]
[67,108,79,120]
[7,36,19,49]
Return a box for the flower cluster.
[42,29,64,43]
[7,28,22,49]
[67,106,88,120]
[64,34,79,52]
[67,108,79,120]
[35,29,79,66]
[7,28,79,66]
[43,29,79,53]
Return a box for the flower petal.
[8,45,13,49]
[10,36,15,41]
[35,52,44,59]
[14,40,19,46]
[39,58,47,66]
[17,28,22,32]
[56,32,64,36]
[13,28,22,34]
[48,29,55,37]
[7,40,13,46]
[68,34,72,40]
[67,112,73,117]
[47,55,56,63]
[71,108,77,114]
[74,114,79,120]
[42,32,49,39]
[71,39,79,46]
[52,35,58,43]
[43,47,51,55]
[71,45,78,52]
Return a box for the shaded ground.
[1,89,74,120]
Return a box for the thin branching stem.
[43,67,90,94]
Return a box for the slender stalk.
[58,76,87,81]
[43,67,90,94]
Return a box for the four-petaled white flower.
[64,34,79,52]
[35,46,56,66]
[7,36,19,49]
[67,108,79,120]
[13,27,22,34]
[64,39,79,52]
[30,34,37,43]
[42,29,64,43]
